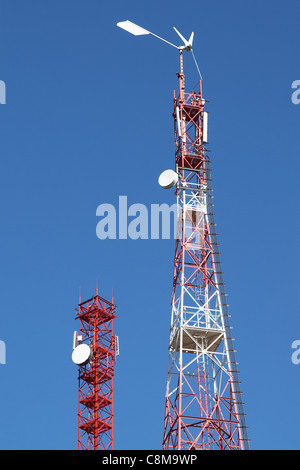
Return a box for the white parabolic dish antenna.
[158,169,178,189]
[72,343,93,366]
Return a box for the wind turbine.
[173,26,194,51]
[116,20,202,79]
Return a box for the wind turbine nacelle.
[174,28,194,51]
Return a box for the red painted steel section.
[76,290,117,450]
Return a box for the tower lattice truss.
[162,80,249,450]
[76,293,117,450]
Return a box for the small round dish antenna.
[72,343,93,366]
[158,169,178,189]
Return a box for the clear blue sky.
[0,0,299,450]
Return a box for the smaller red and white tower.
[72,289,118,450]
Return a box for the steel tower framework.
[75,290,117,450]
[162,53,249,450]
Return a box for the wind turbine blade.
[117,20,179,49]
[173,26,189,46]
[117,20,150,36]
[188,32,194,46]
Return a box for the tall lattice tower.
[72,289,118,450]
[116,20,249,450]
[162,50,249,450]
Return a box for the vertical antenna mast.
[162,65,250,452]
[72,290,118,450]
[117,20,249,450]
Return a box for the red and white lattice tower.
[73,289,118,450]
[162,51,249,450]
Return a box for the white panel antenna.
[203,111,208,143]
